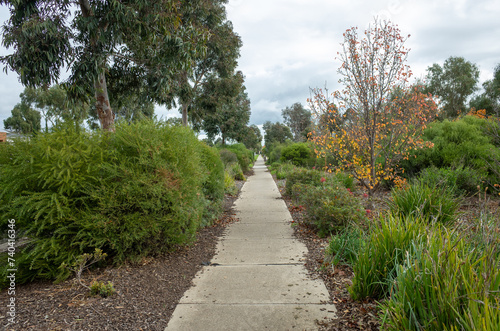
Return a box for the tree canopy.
[263,121,293,146]
[1,0,208,131]
[425,56,480,119]
[281,102,312,142]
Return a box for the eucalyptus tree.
[201,71,251,145]
[174,0,242,126]
[426,56,480,119]
[0,0,208,131]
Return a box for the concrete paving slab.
[179,265,329,304]
[222,222,294,239]
[212,238,306,265]
[166,304,337,331]
[164,156,336,330]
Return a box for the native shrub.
[418,166,482,196]
[280,142,314,167]
[284,168,323,196]
[292,182,365,237]
[0,120,218,286]
[325,225,366,266]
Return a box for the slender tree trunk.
[94,71,115,132]
[79,0,114,132]
[182,103,189,126]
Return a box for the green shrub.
[280,143,313,167]
[418,166,482,196]
[219,148,238,166]
[224,170,238,196]
[273,162,296,180]
[292,182,365,237]
[401,116,499,186]
[330,171,355,191]
[325,225,366,266]
[225,143,254,173]
[349,215,427,300]
[284,168,323,196]
[199,143,225,226]
[228,162,245,181]
[389,180,460,225]
[0,120,215,286]
[380,228,500,331]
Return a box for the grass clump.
[349,215,427,301]
[380,227,500,330]
[389,180,460,225]
[325,225,366,267]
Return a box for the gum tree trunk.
[94,71,115,132]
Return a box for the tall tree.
[281,102,312,142]
[201,72,251,145]
[174,0,242,126]
[309,20,437,194]
[263,121,293,146]
[239,124,262,152]
[3,102,41,134]
[470,64,500,117]
[1,0,207,131]
[426,56,480,119]
[19,85,89,132]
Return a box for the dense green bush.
[219,148,238,166]
[292,182,365,237]
[284,168,323,196]
[0,120,224,286]
[266,142,290,165]
[380,227,500,331]
[418,166,481,196]
[199,143,225,226]
[349,215,427,300]
[401,116,499,187]
[224,143,254,173]
[389,180,460,225]
[280,143,314,167]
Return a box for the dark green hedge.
[0,120,224,286]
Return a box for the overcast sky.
[1,0,500,130]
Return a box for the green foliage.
[199,143,225,226]
[280,143,314,167]
[390,180,460,225]
[219,148,239,166]
[292,183,365,237]
[380,228,500,331]
[349,215,427,300]
[224,143,254,173]
[224,170,238,196]
[263,121,293,147]
[418,166,482,196]
[281,102,312,142]
[267,142,289,165]
[90,280,116,298]
[325,225,366,266]
[402,116,500,189]
[273,162,296,180]
[426,56,480,118]
[284,168,323,196]
[0,120,222,286]
[3,101,41,134]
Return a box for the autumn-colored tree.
[309,20,437,194]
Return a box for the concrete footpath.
[165,156,336,330]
